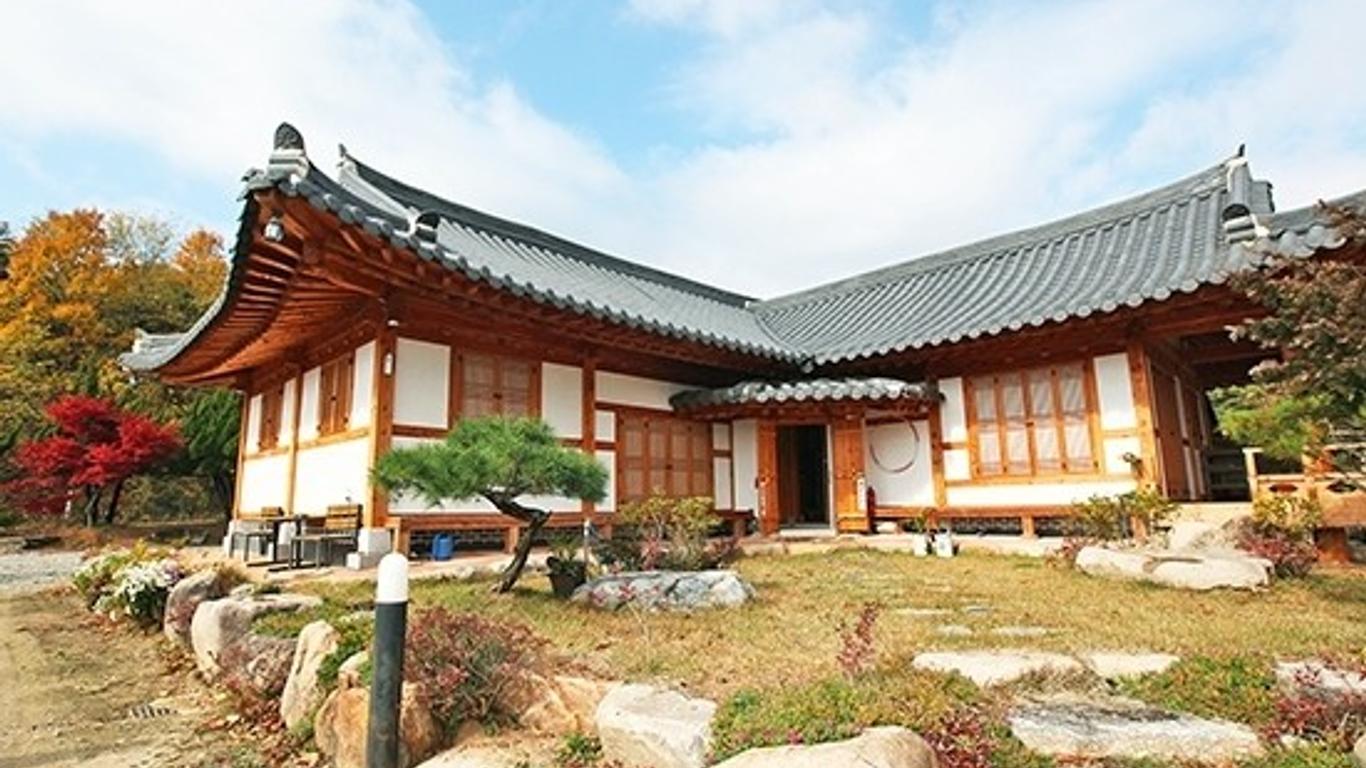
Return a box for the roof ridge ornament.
[1221,152,1267,244]
[407,210,441,244]
[266,121,310,181]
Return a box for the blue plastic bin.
[431,533,456,561]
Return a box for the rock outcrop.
[163,569,232,647]
[314,683,441,768]
[595,683,716,768]
[1075,546,1271,591]
[572,570,754,612]
[189,592,321,676]
[280,620,341,730]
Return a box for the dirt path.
[0,587,252,768]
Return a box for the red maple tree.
[4,396,181,525]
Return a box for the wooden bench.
[289,504,362,568]
[228,506,285,562]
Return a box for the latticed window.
[968,361,1096,477]
[318,353,354,436]
[257,383,285,450]
[459,353,538,419]
[617,413,712,502]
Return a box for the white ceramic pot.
[909,533,930,557]
[933,532,955,558]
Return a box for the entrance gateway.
[777,424,829,527]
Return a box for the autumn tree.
[167,389,241,519]
[373,417,608,593]
[1214,204,1366,480]
[5,395,181,525]
[0,221,13,279]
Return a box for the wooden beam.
[927,393,948,510]
[284,369,304,514]
[366,327,397,531]
[1127,340,1161,494]
[581,357,597,516]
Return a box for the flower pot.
[547,558,587,599]
[909,533,930,557]
[934,532,955,559]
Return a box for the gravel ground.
[0,550,83,594]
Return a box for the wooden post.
[1315,528,1351,564]
[503,524,520,554]
[231,390,252,519]
[1127,341,1160,538]
[283,370,304,515]
[756,420,779,536]
[927,396,948,511]
[367,328,397,533]
[1242,448,1260,501]
[581,358,597,516]
[1021,515,1037,539]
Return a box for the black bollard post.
[366,553,409,768]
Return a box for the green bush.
[316,616,374,690]
[617,494,717,570]
[1117,656,1277,726]
[710,662,976,760]
[1068,489,1177,541]
[1251,495,1323,539]
[71,543,185,626]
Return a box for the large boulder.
[219,632,295,698]
[163,569,232,647]
[280,620,342,730]
[1008,695,1263,762]
[712,726,936,768]
[506,673,617,734]
[1075,546,1271,591]
[1165,521,1239,552]
[572,570,754,612]
[314,683,441,768]
[595,683,716,768]
[189,592,322,676]
[1354,733,1365,768]
[912,650,1083,687]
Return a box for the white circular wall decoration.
[869,419,921,474]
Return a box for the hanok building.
[124,124,1365,565]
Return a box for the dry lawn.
[292,549,1366,701]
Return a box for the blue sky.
[3,1,1365,296]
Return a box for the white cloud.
[3,0,1365,299]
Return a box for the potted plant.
[933,527,956,558]
[904,513,931,557]
[546,536,588,599]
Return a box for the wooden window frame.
[257,383,285,451]
[615,408,714,505]
[450,351,542,423]
[964,360,1103,480]
[318,351,355,437]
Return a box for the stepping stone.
[992,626,1051,638]
[912,650,1082,686]
[1008,695,1263,762]
[960,604,992,614]
[596,683,716,768]
[1079,652,1180,680]
[935,625,975,637]
[894,608,952,618]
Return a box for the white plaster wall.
[712,423,731,452]
[595,410,615,443]
[865,420,934,506]
[712,457,733,509]
[350,341,375,428]
[944,448,971,481]
[731,419,759,512]
[293,437,370,514]
[541,363,583,439]
[238,453,289,512]
[1103,436,1142,476]
[244,394,263,454]
[394,338,449,428]
[298,367,321,441]
[280,379,296,444]
[595,371,690,410]
[596,450,617,512]
[939,377,968,443]
[1094,353,1137,430]
[946,479,1137,507]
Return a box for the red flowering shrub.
[836,602,880,679]
[1264,664,1366,749]
[1237,521,1318,578]
[404,608,543,733]
[923,709,994,768]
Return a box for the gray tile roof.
[672,377,937,412]
[124,123,1363,379]
[752,156,1278,364]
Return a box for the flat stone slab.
[1075,546,1271,591]
[893,607,952,618]
[712,726,936,768]
[912,650,1082,686]
[1009,695,1263,762]
[595,683,716,768]
[1079,652,1180,680]
[572,570,754,612]
[992,626,1052,638]
[1276,660,1366,698]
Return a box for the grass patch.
[710,662,976,760]
[281,550,1366,702]
[1116,656,1277,726]
[1238,745,1356,768]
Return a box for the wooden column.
[581,358,597,517]
[366,328,397,532]
[231,391,251,519]
[927,394,948,511]
[1127,340,1160,538]
[831,415,868,533]
[756,420,779,535]
[283,369,304,514]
